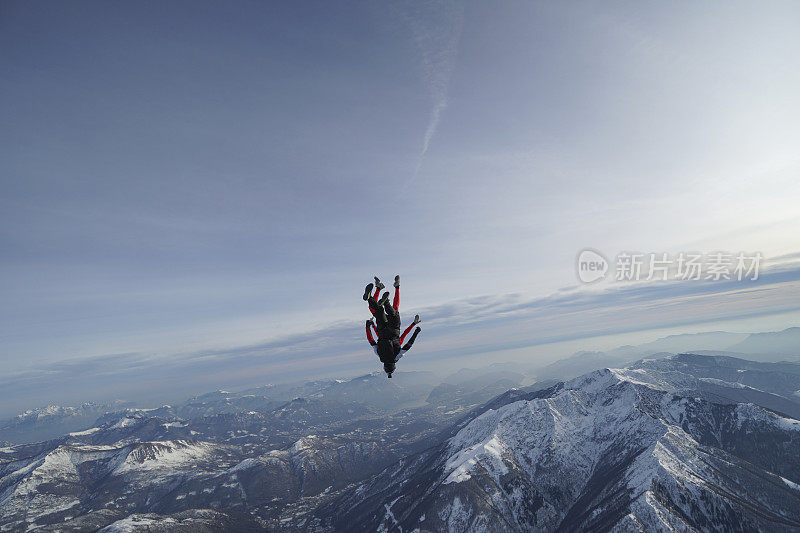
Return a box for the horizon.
[3,319,800,419]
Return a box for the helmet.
[383,362,395,377]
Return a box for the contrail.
[411,98,447,180]
[400,0,464,190]
[421,96,447,159]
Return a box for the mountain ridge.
[322,356,800,532]
[3,353,800,531]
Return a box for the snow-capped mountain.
[325,355,800,532]
[0,433,394,531]
[0,371,468,531]
[3,354,800,532]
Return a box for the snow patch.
[114,441,212,474]
[781,476,800,491]
[69,427,101,436]
[444,435,508,484]
[383,496,403,531]
[109,417,139,429]
[98,514,176,532]
[735,404,800,431]
[698,377,747,389]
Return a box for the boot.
[393,275,400,288]
[363,283,374,301]
[374,276,385,291]
[378,291,391,306]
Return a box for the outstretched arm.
[365,320,377,346]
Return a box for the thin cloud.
[4,263,800,418]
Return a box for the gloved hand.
[366,319,374,327]
[413,314,422,325]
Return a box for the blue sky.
[2,1,800,413]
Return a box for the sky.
[2,0,800,415]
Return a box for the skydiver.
[362,275,421,378]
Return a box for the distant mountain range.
[2,351,800,531]
[728,326,800,356]
[4,326,798,448]
[535,326,800,381]
[2,327,799,531]
[0,402,135,445]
